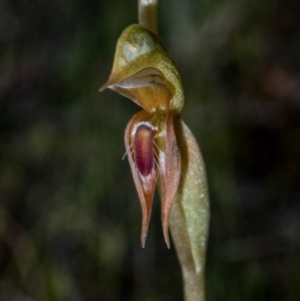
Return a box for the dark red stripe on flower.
[134,124,155,177]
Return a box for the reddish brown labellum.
[124,111,181,248]
[133,123,155,177]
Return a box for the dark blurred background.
[1,0,300,300]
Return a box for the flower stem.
[138,0,158,33]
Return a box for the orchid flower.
[101,24,183,248]
[101,23,209,300]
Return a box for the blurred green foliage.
[1,0,300,300]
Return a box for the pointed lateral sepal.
[169,120,209,300]
[125,111,158,247]
[158,113,181,248]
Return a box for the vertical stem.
[138,0,158,33]
[171,200,206,301]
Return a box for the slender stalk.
[138,0,158,33]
